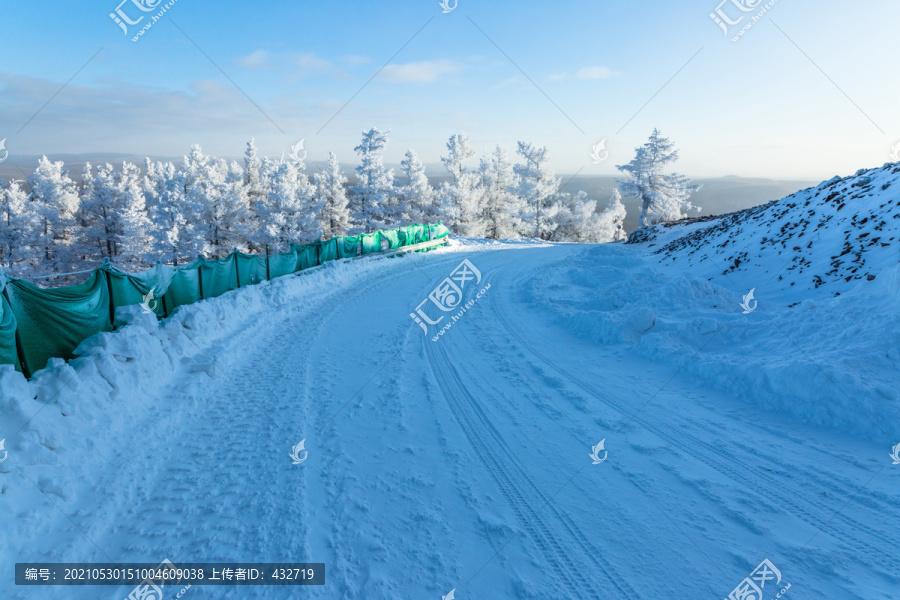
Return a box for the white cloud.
[576,66,613,80]
[342,55,372,66]
[379,60,461,83]
[549,66,615,81]
[236,50,272,70]
[294,53,334,70]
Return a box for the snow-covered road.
[3,242,897,599]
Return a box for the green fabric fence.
[5,271,113,375]
[0,223,450,377]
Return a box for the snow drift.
[536,162,900,440]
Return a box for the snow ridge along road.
[1,239,896,599]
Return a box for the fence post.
[102,263,116,328]
[197,257,204,300]
[233,249,241,289]
[1,283,30,378]
[265,244,271,281]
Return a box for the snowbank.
[0,249,457,564]
[534,162,900,440]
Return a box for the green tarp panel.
[0,280,21,371]
[199,254,239,299]
[105,262,174,318]
[336,235,361,259]
[6,271,111,376]
[235,252,267,287]
[319,238,339,262]
[360,232,382,255]
[294,244,319,270]
[431,222,451,239]
[165,259,202,310]
[380,229,402,249]
[403,224,427,245]
[269,248,299,279]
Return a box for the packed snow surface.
[1,175,898,599]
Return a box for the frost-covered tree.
[350,128,395,230]
[314,152,353,238]
[115,162,153,263]
[514,142,560,240]
[554,189,626,243]
[439,134,483,236]
[255,159,318,250]
[478,146,523,239]
[80,162,152,266]
[398,149,435,224]
[0,179,39,271]
[145,161,198,265]
[200,160,252,257]
[244,137,266,207]
[616,129,700,227]
[27,156,82,271]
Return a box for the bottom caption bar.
[15,561,324,586]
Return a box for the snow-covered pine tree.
[398,149,435,225]
[553,189,626,243]
[616,128,700,227]
[199,159,252,257]
[514,142,560,240]
[27,156,82,272]
[244,137,266,206]
[114,162,153,265]
[256,158,314,250]
[605,189,627,242]
[0,179,39,272]
[80,162,152,266]
[478,145,522,239]
[145,161,199,265]
[313,152,353,238]
[439,134,483,236]
[350,127,395,231]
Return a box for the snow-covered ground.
[1,166,899,598]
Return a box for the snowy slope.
[0,228,897,599]
[629,161,900,297]
[539,163,900,440]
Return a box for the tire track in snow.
[485,260,893,569]
[426,335,641,599]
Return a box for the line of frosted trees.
[0,127,630,277]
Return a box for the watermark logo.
[410,259,491,341]
[890,443,900,465]
[890,141,900,163]
[740,288,757,314]
[442,589,456,600]
[289,139,307,164]
[710,0,779,42]
[110,0,180,42]
[439,0,458,14]
[110,0,162,34]
[0,138,8,164]
[589,439,608,465]
[724,559,790,600]
[0,439,7,464]
[141,289,159,314]
[290,439,308,465]
[590,139,609,164]
[126,559,182,600]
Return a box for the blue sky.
[0,0,897,179]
